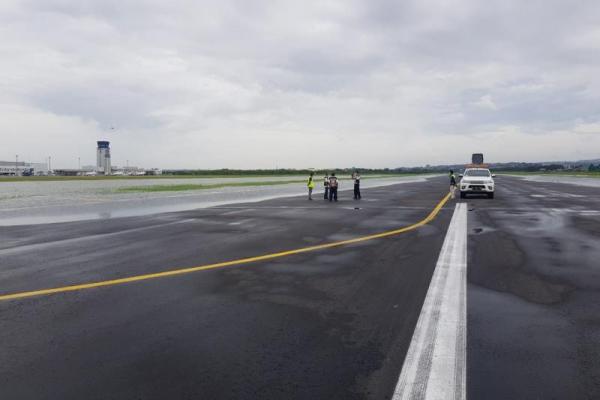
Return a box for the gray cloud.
[1,0,600,169]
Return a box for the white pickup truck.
[459,168,495,199]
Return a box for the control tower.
[96,141,111,175]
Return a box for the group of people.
[308,170,460,201]
[307,171,361,202]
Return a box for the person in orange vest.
[307,172,315,200]
[328,173,339,202]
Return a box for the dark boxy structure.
[472,153,484,165]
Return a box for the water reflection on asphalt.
[0,176,429,225]
[516,175,600,188]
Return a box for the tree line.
[162,167,436,176]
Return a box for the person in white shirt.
[353,171,361,200]
[328,173,339,202]
[323,173,330,200]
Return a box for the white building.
[0,161,49,176]
[122,166,146,175]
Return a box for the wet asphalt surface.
[0,176,427,226]
[1,175,599,399]
[0,179,452,400]
[466,176,600,399]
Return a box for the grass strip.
[117,180,305,193]
[116,175,424,193]
[0,175,292,182]
[0,173,428,184]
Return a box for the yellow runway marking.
[0,194,451,302]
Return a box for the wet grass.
[116,174,424,193]
[117,180,305,192]
[0,174,291,182]
[1,173,426,184]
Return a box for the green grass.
[118,180,305,192]
[0,172,430,183]
[0,174,277,182]
[117,174,428,193]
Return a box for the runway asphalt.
[1,175,599,399]
[466,176,600,399]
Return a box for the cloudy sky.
[1,0,599,169]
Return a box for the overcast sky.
[1,0,599,169]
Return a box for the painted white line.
[228,219,253,226]
[220,209,254,216]
[392,202,467,400]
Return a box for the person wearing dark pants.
[323,173,330,200]
[328,173,338,202]
[353,171,361,200]
[449,170,457,199]
[307,172,315,200]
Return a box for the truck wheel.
[488,192,494,199]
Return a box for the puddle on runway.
[0,176,431,226]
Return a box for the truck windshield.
[465,170,491,177]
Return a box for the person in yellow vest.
[449,170,457,199]
[307,172,315,200]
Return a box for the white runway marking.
[530,192,585,199]
[392,203,467,400]
[228,219,253,226]
[220,209,254,216]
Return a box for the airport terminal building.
[0,160,48,176]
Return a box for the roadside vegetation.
[163,168,434,176]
